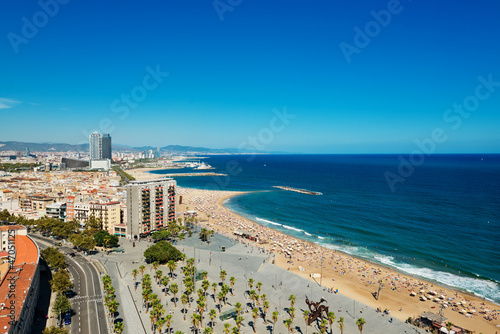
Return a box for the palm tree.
[203,327,213,334]
[289,307,296,322]
[114,320,124,334]
[156,269,163,284]
[153,261,159,272]
[212,283,218,303]
[181,294,188,321]
[161,277,170,296]
[250,308,258,333]
[284,318,293,333]
[327,311,336,333]
[220,269,227,284]
[249,290,256,308]
[191,313,201,334]
[338,317,345,334]
[167,260,177,278]
[139,265,146,279]
[217,291,224,313]
[209,309,217,328]
[108,300,119,326]
[202,280,210,299]
[223,323,231,334]
[303,310,310,334]
[263,301,270,323]
[170,283,179,307]
[230,277,236,295]
[235,302,242,316]
[272,311,279,333]
[198,301,206,327]
[288,295,296,308]
[248,278,254,291]
[156,318,166,334]
[256,282,262,294]
[132,269,139,290]
[356,318,366,334]
[320,319,328,334]
[235,315,244,332]
[166,314,173,334]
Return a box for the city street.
[32,235,108,334]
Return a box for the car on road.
[64,312,71,325]
[68,252,76,257]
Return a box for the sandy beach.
[129,168,500,333]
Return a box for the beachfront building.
[0,225,40,334]
[126,178,176,239]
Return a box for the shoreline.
[128,168,500,333]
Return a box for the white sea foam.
[255,217,282,226]
[317,236,325,240]
[304,232,312,236]
[282,224,304,233]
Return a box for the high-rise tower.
[101,134,112,160]
[89,132,102,160]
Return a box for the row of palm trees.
[102,274,124,334]
[133,256,368,334]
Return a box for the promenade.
[92,231,423,334]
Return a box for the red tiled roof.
[0,233,39,332]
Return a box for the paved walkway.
[92,233,424,334]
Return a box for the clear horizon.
[1,0,500,154]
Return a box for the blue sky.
[1,0,499,153]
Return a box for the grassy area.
[112,166,135,183]
[0,162,42,172]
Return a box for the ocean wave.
[393,263,500,302]
[304,232,312,236]
[318,236,325,240]
[255,217,282,227]
[282,224,304,233]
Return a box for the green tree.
[209,309,217,328]
[252,308,259,333]
[167,259,177,278]
[327,311,336,333]
[170,283,179,307]
[144,241,183,263]
[356,318,366,334]
[303,310,310,334]
[42,326,69,334]
[272,311,279,333]
[284,318,293,334]
[338,317,345,334]
[230,276,236,295]
[50,269,73,294]
[40,247,66,270]
[114,321,124,334]
[288,294,296,308]
[52,294,71,327]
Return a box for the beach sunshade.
[440,295,445,299]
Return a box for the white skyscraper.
[89,132,102,160]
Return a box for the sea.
[150,154,500,303]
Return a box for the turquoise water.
[151,154,500,303]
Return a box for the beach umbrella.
[420,289,425,293]
[410,291,416,296]
[468,309,476,313]
[461,301,467,305]
[440,295,446,299]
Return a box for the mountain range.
[0,141,277,154]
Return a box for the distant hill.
[0,141,280,154]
